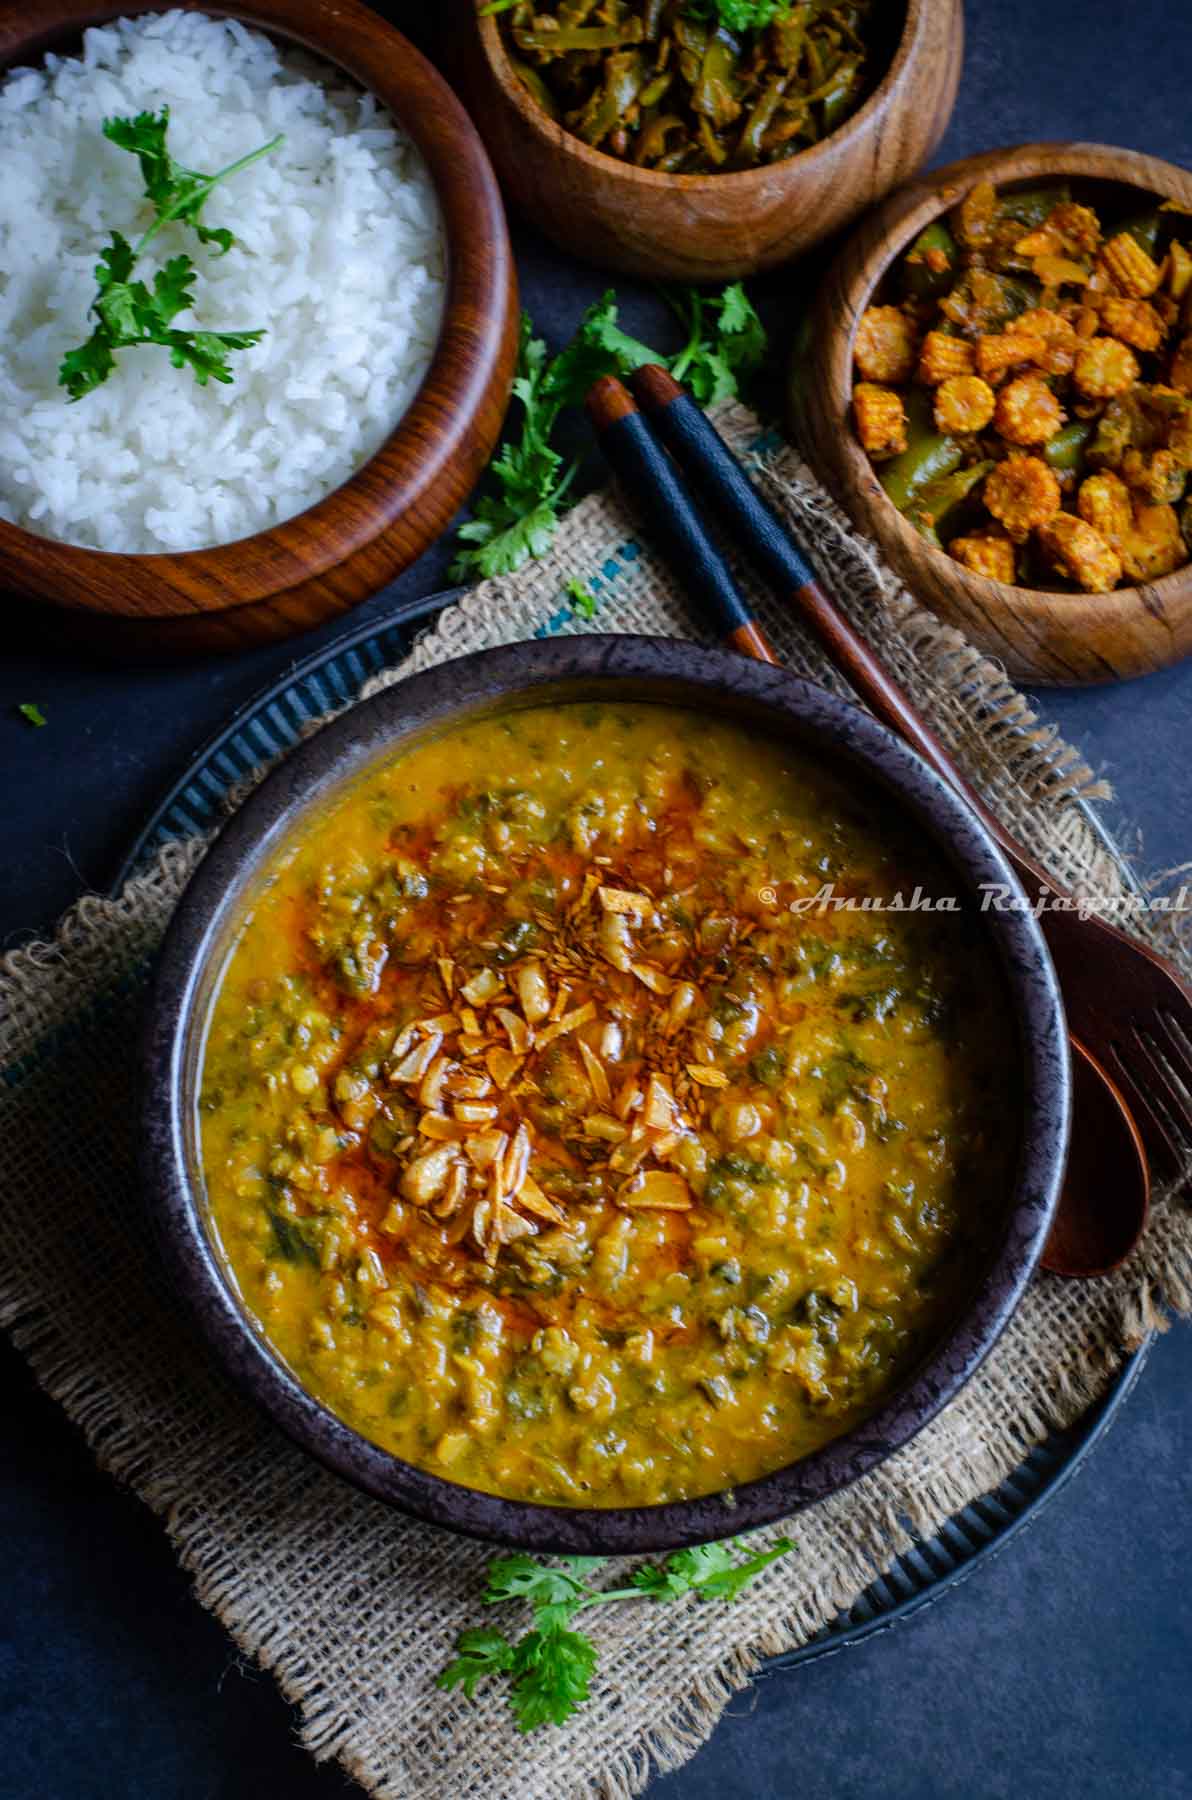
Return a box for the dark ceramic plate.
[121,595,1145,1647]
[141,633,1069,1554]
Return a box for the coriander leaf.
[437,1627,516,1699]
[451,494,563,582]
[632,1536,795,1603]
[509,1627,598,1733]
[102,107,281,258]
[714,281,767,374]
[541,291,657,411]
[451,283,768,582]
[565,577,597,619]
[686,1535,796,1602]
[17,703,47,728]
[654,1541,741,1593]
[94,281,144,341]
[442,1535,793,1732]
[59,332,117,402]
[667,283,766,406]
[628,1562,692,1602]
[167,328,266,386]
[192,220,236,256]
[531,1601,587,1636]
[687,348,737,408]
[62,113,277,399]
[684,0,791,28]
[149,255,198,326]
[102,107,173,199]
[483,1554,589,1611]
[94,231,136,290]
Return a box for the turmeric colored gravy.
[199,703,1019,1506]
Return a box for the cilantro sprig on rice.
[59,108,281,401]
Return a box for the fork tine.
[1155,1008,1192,1084]
[1134,1025,1192,1129]
[1108,1045,1184,1179]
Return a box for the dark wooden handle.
[586,377,779,661]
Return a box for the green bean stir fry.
[488,0,877,173]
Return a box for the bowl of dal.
[143,636,1070,1552]
[0,0,517,651]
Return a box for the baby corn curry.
[200,704,1018,1506]
[852,180,1192,591]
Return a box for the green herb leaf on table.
[508,1628,599,1733]
[565,577,597,619]
[654,1536,797,1601]
[483,1553,592,1610]
[451,284,768,583]
[438,1628,517,1699]
[17,703,47,728]
[438,1534,794,1732]
[59,109,281,400]
[667,282,767,407]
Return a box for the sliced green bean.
[771,4,811,70]
[571,48,647,145]
[511,58,559,119]
[908,460,994,540]
[692,29,742,129]
[638,69,673,108]
[737,74,788,163]
[901,220,958,300]
[1043,419,1094,475]
[879,393,964,513]
[999,184,1070,229]
[820,57,862,133]
[516,20,644,51]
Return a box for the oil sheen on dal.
[199,702,1019,1507]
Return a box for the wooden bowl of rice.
[0,0,518,654]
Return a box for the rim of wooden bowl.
[0,0,517,624]
[143,637,1069,1550]
[802,142,1192,685]
[476,0,927,194]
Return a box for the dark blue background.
[2,3,1190,1796]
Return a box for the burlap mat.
[3,406,1190,1800]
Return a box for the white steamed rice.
[0,10,445,552]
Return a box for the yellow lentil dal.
[199,702,1019,1506]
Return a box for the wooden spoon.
[587,371,1151,1277]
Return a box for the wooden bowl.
[452,0,962,283]
[144,636,1068,1548]
[0,0,519,655]
[795,143,1192,686]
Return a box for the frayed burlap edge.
[2,406,1189,1800]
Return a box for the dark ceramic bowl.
[142,636,1070,1552]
